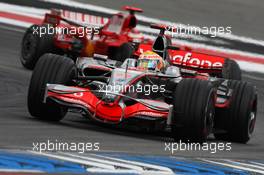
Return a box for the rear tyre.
[113,43,134,64]
[171,79,215,142]
[20,24,57,69]
[27,53,77,121]
[214,81,257,143]
[222,59,241,80]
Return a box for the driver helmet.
[137,51,165,71]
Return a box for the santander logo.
[170,52,223,68]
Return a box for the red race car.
[27,41,257,143]
[20,6,149,69]
[136,24,242,80]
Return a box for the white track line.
[250,161,264,167]
[91,154,174,174]
[29,151,116,170]
[201,159,264,174]
[224,160,264,171]
[62,152,144,171]
[29,151,174,175]
[62,153,174,175]
[236,60,264,74]
[0,17,32,28]
[0,23,25,33]
[0,2,48,16]
[0,169,43,173]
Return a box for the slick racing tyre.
[27,53,77,121]
[20,24,57,70]
[214,81,257,143]
[113,42,135,65]
[222,59,241,80]
[171,79,215,142]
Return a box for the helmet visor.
[138,59,159,71]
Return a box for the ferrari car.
[27,45,257,143]
[20,6,148,69]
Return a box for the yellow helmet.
[138,51,165,71]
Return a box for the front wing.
[44,84,170,124]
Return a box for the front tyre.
[27,53,77,121]
[171,79,215,142]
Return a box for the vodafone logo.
[171,52,223,68]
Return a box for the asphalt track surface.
[0,0,264,160]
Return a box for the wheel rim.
[203,95,215,138]
[22,33,37,61]
[247,97,257,137]
[248,111,256,136]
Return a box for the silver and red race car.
[27,29,257,142]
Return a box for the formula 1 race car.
[27,47,257,143]
[137,24,242,80]
[20,6,148,69]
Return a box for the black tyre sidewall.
[27,53,77,121]
[20,24,56,69]
[172,79,215,142]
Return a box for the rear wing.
[43,9,61,26]
[43,9,108,27]
[123,6,143,14]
